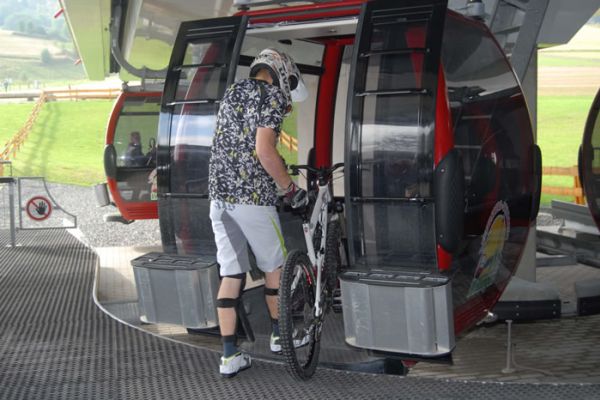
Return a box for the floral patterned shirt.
[208,78,285,206]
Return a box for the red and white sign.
[26,196,53,221]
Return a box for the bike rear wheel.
[279,249,320,380]
[324,220,341,307]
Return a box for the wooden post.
[574,174,584,205]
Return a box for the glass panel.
[359,95,428,199]
[441,14,535,305]
[278,73,319,168]
[366,23,427,91]
[114,99,160,168]
[443,15,524,210]
[350,202,436,268]
[365,53,424,91]
[169,103,218,195]
[113,96,160,202]
[370,22,427,51]
[348,17,436,270]
[241,36,324,68]
[119,2,234,78]
[175,38,230,101]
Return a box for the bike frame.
[301,182,333,318]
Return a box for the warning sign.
[26,196,53,221]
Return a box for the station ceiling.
[60,0,599,81]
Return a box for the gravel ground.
[46,183,162,249]
[8,183,564,249]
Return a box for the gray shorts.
[209,201,286,276]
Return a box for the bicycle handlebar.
[289,163,344,179]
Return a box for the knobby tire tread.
[279,250,320,380]
[324,220,341,302]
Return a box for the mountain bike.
[279,162,344,380]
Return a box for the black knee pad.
[216,298,239,308]
[264,287,279,296]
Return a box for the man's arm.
[256,127,293,190]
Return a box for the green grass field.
[0,102,35,145]
[537,94,595,204]
[0,57,87,89]
[0,29,86,88]
[538,54,600,67]
[4,100,113,185]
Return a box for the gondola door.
[157,16,247,254]
[340,0,456,357]
[344,0,447,272]
[580,88,600,230]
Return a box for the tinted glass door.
[158,16,247,253]
[346,0,447,270]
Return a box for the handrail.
[279,130,298,152]
[0,93,47,176]
[44,87,121,100]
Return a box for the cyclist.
[208,48,308,377]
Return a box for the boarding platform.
[0,228,599,399]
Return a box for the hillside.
[0,29,86,88]
[0,29,67,60]
[538,24,600,95]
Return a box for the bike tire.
[324,220,341,305]
[279,249,320,380]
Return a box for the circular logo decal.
[468,201,510,297]
[26,196,53,221]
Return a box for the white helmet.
[250,48,308,113]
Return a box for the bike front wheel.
[279,249,320,380]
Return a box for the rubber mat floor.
[1,229,599,400]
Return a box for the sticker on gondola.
[468,201,510,298]
[26,196,53,221]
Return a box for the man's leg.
[264,267,281,320]
[216,273,251,377]
[210,202,252,376]
[217,277,243,333]
[232,204,285,352]
[264,267,285,352]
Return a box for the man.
[124,131,145,166]
[208,48,308,378]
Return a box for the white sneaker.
[270,331,310,353]
[219,352,251,378]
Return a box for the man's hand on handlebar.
[284,182,309,209]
